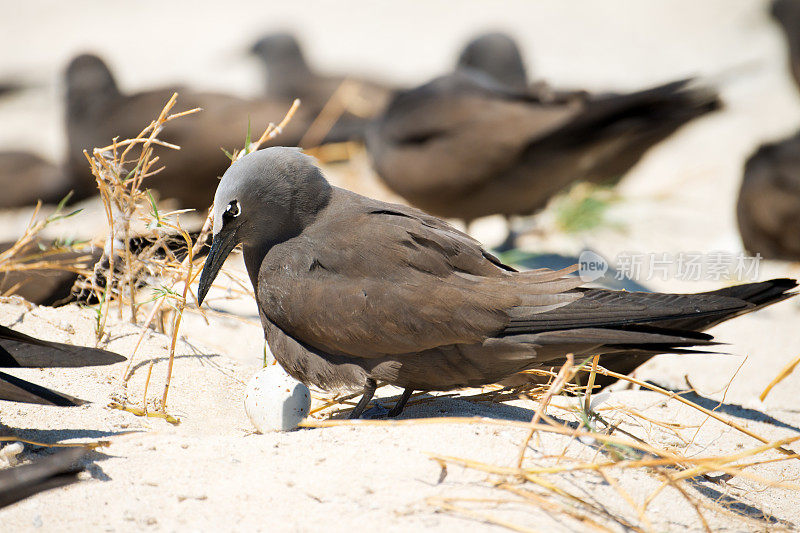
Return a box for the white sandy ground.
[1,0,800,531]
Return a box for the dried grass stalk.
[80,94,301,422]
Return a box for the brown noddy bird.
[366,69,720,235]
[737,132,800,259]
[0,447,87,509]
[772,0,800,92]
[63,53,344,210]
[0,324,125,405]
[196,148,797,418]
[249,32,394,140]
[0,151,71,209]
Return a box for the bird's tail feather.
[0,370,85,406]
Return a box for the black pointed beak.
[197,226,238,306]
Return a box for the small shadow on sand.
[10,427,136,446]
[21,445,116,483]
[399,396,535,422]
[687,478,790,527]
[329,390,536,422]
[647,382,800,434]
[125,352,221,378]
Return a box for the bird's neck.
[268,63,313,94]
[66,88,121,126]
[243,243,270,295]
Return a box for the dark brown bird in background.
[0,152,71,209]
[0,239,99,306]
[63,53,346,210]
[367,69,720,234]
[0,447,88,510]
[249,32,395,141]
[0,324,125,405]
[0,232,208,307]
[737,133,800,259]
[735,0,800,260]
[772,0,800,91]
[196,148,796,418]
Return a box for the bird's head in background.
[456,32,528,90]
[249,32,310,75]
[64,53,121,119]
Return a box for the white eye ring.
[225,200,241,218]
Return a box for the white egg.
[244,365,311,432]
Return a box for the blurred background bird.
[0,152,69,208]
[249,31,395,142]
[734,0,800,260]
[772,0,800,91]
[367,54,720,248]
[62,53,346,210]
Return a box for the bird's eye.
[224,200,241,219]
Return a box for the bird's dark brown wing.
[260,192,768,362]
[503,288,751,335]
[0,370,85,406]
[259,197,583,357]
[0,325,125,368]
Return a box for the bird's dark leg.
[348,378,377,419]
[387,388,414,418]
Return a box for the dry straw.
[0,195,91,297]
[80,93,300,423]
[760,354,800,401]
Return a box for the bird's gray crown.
[212,147,332,247]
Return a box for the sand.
[1,297,799,532]
[1,1,800,531]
